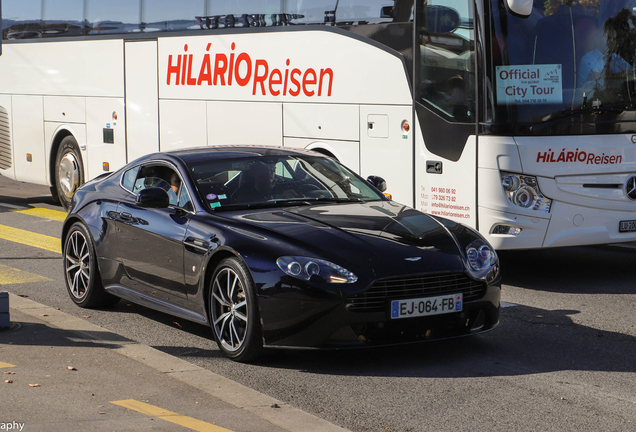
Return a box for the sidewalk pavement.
[0,294,349,432]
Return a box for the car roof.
[143,146,324,166]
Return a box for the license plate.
[390,294,462,319]
[619,220,636,233]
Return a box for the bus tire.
[49,186,60,204]
[55,136,84,211]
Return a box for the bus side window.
[333,0,394,23]
[143,0,205,32]
[3,0,43,39]
[85,0,141,34]
[205,0,283,16]
[42,0,84,37]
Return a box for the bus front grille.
[0,107,11,171]
[345,273,487,313]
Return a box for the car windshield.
[489,0,636,133]
[187,153,384,210]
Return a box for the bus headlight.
[501,172,551,213]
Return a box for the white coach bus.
[2,0,636,249]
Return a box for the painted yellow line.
[0,362,16,368]
[11,208,67,223]
[0,264,51,285]
[111,400,234,432]
[0,224,60,254]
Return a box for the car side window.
[178,186,194,212]
[132,164,189,208]
[122,166,140,192]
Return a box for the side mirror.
[425,6,461,34]
[504,0,533,18]
[136,187,170,208]
[367,175,387,193]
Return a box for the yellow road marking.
[0,224,60,254]
[0,362,16,368]
[111,400,234,432]
[11,208,67,223]
[0,264,51,285]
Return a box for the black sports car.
[62,146,500,362]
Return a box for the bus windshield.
[489,0,636,135]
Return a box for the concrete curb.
[9,293,350,432]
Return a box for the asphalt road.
[1,174,635,432]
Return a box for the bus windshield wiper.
[591,100,636,111]
[529,103,635,132]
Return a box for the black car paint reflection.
[61,147,501,362]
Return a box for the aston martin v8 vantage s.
[62,146,501,362]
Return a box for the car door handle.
[183,235,217,254]
[120,212,133,222]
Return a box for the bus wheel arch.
[54,134,84,211]
[304,143,339,161]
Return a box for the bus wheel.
[55,136,84,211]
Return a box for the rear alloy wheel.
[210,258,262,362]
[63,222,119,308]
[55,136,84,211]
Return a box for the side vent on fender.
[0,106,11,170]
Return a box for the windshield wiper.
[529,103,636,132]
[210,197,370,212]
[210,199,313,212]
[310,197,365,203]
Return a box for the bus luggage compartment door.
[360,105,413,206]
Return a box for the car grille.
[0,106,11,171]
[345,273,487,313]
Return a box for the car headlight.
[465,239,499,282]
[276,256,358,283]
[501,172,551,213]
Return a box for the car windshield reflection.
[187,154,384,211]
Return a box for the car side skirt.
[105,285,209,325]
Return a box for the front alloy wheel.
[63,222,119,308]
[210,258,262,362]
[65,228,91,302]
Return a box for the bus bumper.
[480,203,636,249]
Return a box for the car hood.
[220,201,465,279]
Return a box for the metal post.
[0,292,9,329]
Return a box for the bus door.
[414,0,479,229]
[124,40,159,161]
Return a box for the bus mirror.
[504,0,533,18]
[426,6,460,34]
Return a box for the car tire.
[55,136,84,211]
[63,222,119,308]
[209,257,263,362]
